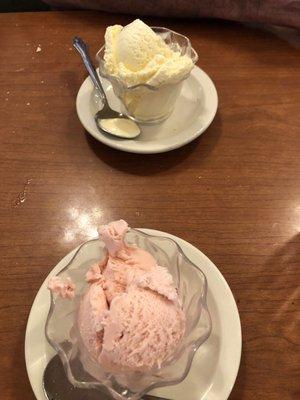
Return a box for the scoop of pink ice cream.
[77,220,186,373]
[99,286,185,371]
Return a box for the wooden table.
[0,10,299,400]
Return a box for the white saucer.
[25,229,241,400]
[76,67,218,154]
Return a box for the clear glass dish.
[45,229,212,400]
[96,27,198,124]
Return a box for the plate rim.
[25,229,241,400]
[76,66,218,154]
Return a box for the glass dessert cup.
[45,230,212,400]
[96,27,198,124]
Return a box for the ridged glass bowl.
[96,27,198,124]
[45,229,212,400]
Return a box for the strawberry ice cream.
[99,281,185,371]
[49,220,186,373]
[47,276,76,299]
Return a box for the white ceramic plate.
[25,229,241,400]
[76,67,218,154]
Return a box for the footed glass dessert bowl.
[45,229,212,400]
[96,27,198,124]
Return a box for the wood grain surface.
[0,10,299,400]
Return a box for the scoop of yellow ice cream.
[104,19,193,87]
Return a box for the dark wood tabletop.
[0,10,299,400]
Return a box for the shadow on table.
[229,233,300,399]
[263,233,300,307]
[85,113,222,176]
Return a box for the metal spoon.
[73,37,140,139]
[43,355,168,400]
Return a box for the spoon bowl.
[43,355,168,400]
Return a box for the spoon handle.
[73,36,107,102]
